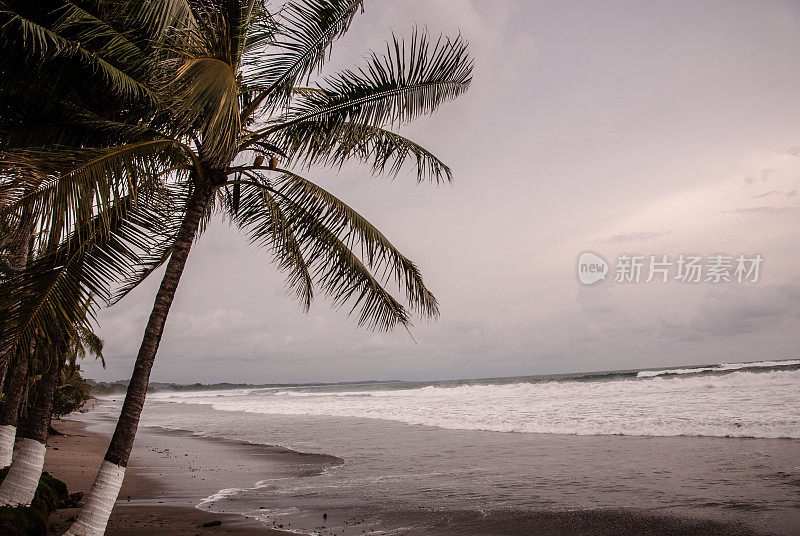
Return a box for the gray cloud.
[81,0,800,384]
[675,284,800,339]
[732,206,800,215]
[752,190,781,199]
[600,231,672,244]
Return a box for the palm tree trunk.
[0,186,88,504]
[0,355,27,469]
[0,360,8,399]
[0,211,35,469]
[64,181,213,536]
[0,349,65,506]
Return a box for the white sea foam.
[196,487,246,509]
[149,365,800,439]
[636,359,800,378]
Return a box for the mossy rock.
[0,466,69,535]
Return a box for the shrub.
[0,467,68,535]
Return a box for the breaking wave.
[149,360,800,439]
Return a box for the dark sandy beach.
[45,418,284,535]
[37,412,784,536]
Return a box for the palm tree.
[51,325,105,421]
[0,297,103,506]
[0,219,65,504]
[3,1,472,534]
[0,209,32,469]
[0,0,174,483]
[0,296,103,503]
[0,0,170,354]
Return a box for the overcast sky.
[83,0,800,384]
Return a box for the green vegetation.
[12,328,102,422]
[0,468,68,535]
[51,366,93,420]
[48,321,104,420]
[86,378,404,395]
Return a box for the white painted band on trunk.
[63,460,126,536]
[0,437,46,506]
[0,425,16,468]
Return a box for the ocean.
[90,359,800,535]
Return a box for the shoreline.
[39,406,789,536]
[45,418,293,535]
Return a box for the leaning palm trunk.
[9,2,472,534]
[0,360,8,397]
[0,349,64,506]
[0,198,98,503]
[0,213,34,468]
[64,182,212,536]
[0,354,26,468]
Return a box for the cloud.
[600,231,672,244]
[683,283,800,338]
[752,190,780,199]
[732,206,800,215]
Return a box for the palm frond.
[271,121,452,183]
[163,57,240,166]
[53,2,152,78]
[230,181,314,309]
[0,140,195,247]
[116,0,195,42]
[230,170,438,327]
[76,325,105,368]
[0,4,154,100]
[0,186,180,363]
[241,0,277,59]
[225,0,276,71]
[271,170,438,320]
[109,182,189,305]
[273,28,472,132]
[241,0,364,117]
[0,96,160,152]
[233,175,411,330]
[299,210,410,331]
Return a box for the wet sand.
[41,415,781,536]
[45,419,300,535]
